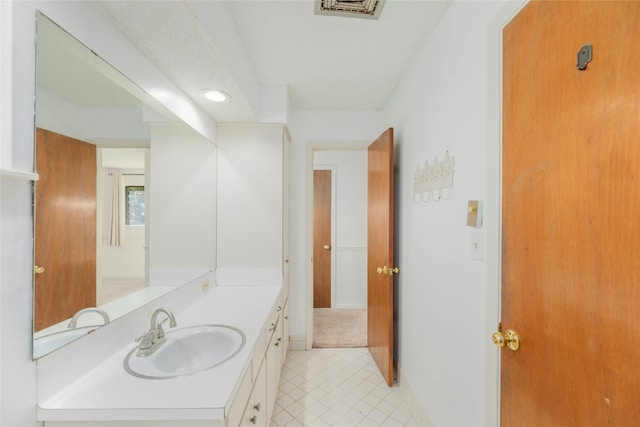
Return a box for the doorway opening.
[306,142,370,349]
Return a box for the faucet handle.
[135,332,153,349]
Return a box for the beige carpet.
[313,308,367,348]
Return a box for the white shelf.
[0,168,39,181]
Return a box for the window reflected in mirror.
[125,186,145,226]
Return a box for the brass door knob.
[34,265,45,274]
[323,244,331,251]
[492,329,520,351]
[376,266,399,275]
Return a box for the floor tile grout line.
[272,348,418,427]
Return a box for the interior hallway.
[271,348,417,426]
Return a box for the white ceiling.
[37,1,451,126]
[223,0,451,110]
[95,0,451,123]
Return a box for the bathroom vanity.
[37,273,289,427]
[30,9,292,425]
[36,121,292,426]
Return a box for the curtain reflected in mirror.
[106,170,125,247]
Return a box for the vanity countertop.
[36,285,281,422]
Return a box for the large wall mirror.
[33,12,217,359]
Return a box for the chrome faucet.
[67,307,110,329]
[135,308,177,357]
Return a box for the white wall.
[35,88,151,144]
[216,124,284,271]
[384,1,524,425]
[148,122,217,284]
[313,150,367,308]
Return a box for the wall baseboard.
[289,335,306,351]
[398,365,433,427]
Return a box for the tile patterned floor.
[271,348,418,427]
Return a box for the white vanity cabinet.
[265,302,283,422]
[238,363,267,427]
[38,286,288,427]
[216,123,290,277]
[226,291,288,427]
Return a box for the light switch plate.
[470,230,484,261]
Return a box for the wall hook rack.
[413,150,455,202]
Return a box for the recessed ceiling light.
[203,89,230,103]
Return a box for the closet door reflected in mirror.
[34,129,97,331]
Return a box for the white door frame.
[485,1,529,426]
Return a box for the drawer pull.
[277,305,282,312]
[250,415,258,424]
[254,402,261,412]
[269,323,276,332]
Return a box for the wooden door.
[34,128,97,331]
[313,169,332,308]
[367,128,395,386]
[501,2,640,424]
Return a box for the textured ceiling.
[98,1,257,123]
[40,1,452,125]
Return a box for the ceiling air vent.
[315,0,386,20]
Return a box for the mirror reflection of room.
[33,12,156,357]
[99,148,147,305]
[33,12,218,360]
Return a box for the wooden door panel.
[367,128,394,386]
[35,128,97,331]
[502,2,640,424]
[313,169,332,308]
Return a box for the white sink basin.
[123,324,245,379]
[34,326,98,358]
